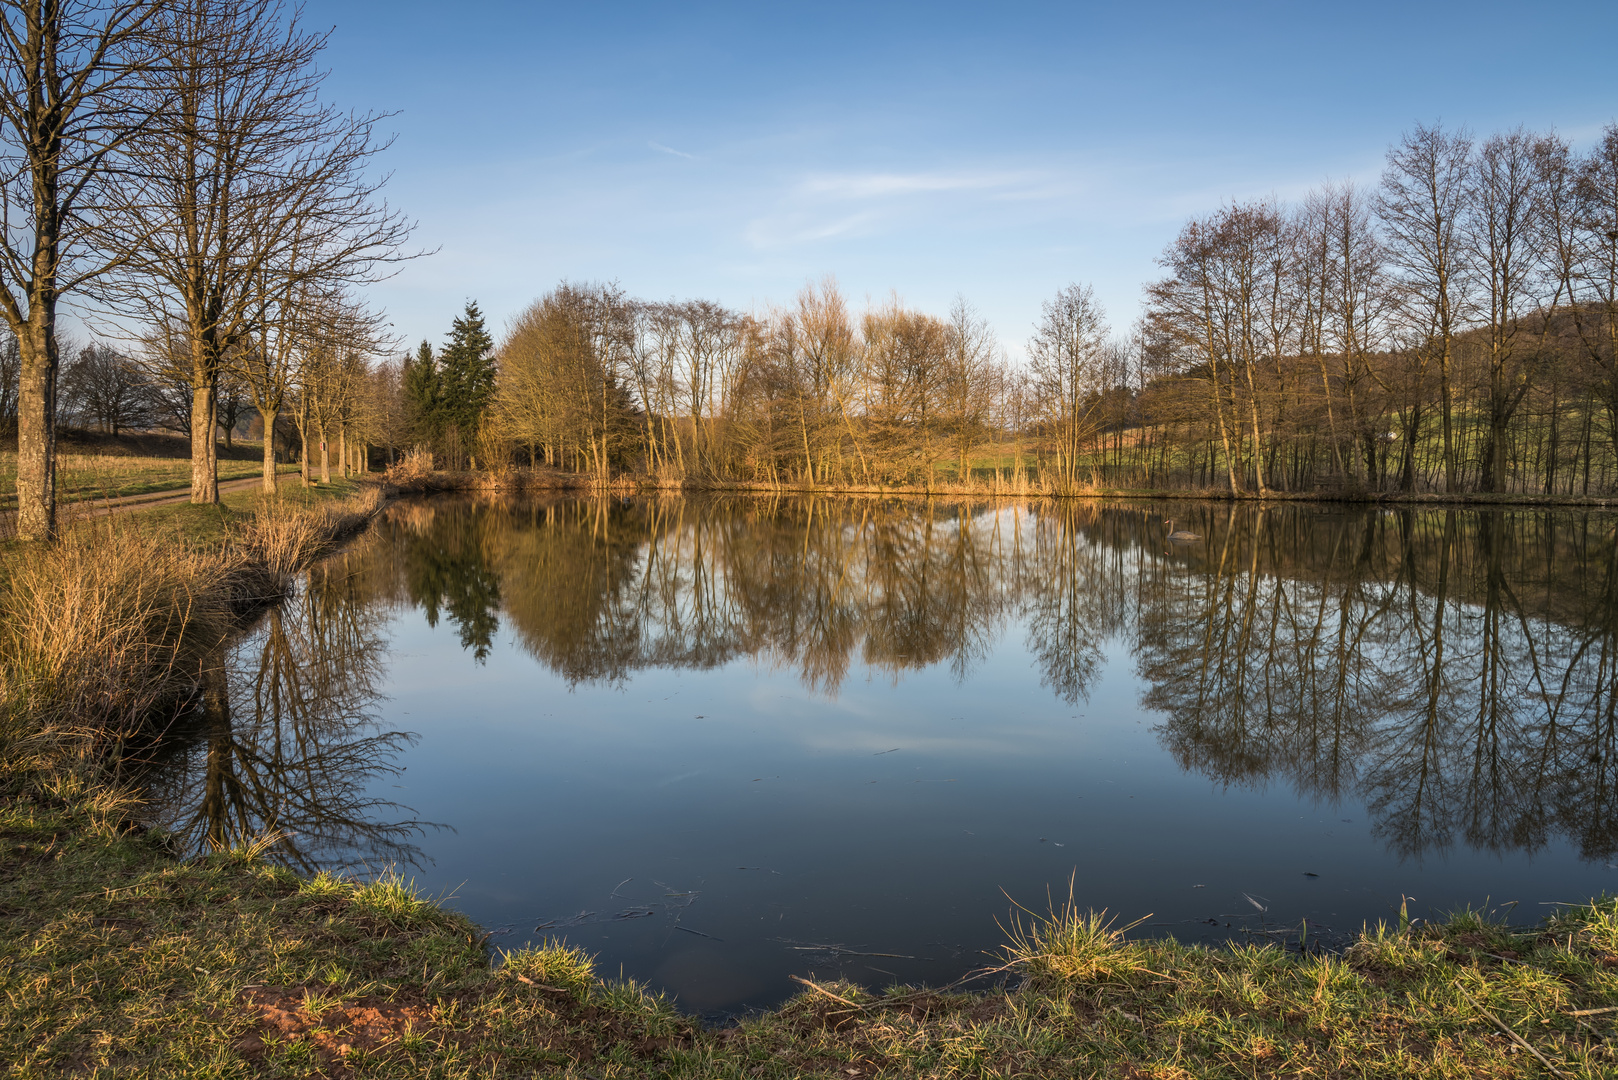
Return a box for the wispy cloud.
[738,167,1060,250]
[649,140,694,159]
[800,170,1037,200]
[743,210,882,249]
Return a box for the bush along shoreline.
[3,482,1617,1077]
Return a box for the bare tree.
[293,293,386,483]
[0,0,165,539]
[1571,126,1618,470]
[59,340,147,433]
[861,294,949,482]
[1147,220,1244,491]
[943,296,996,482]
[1378,123,1473,492]
[1308,182,1392,485]
[1028,283,1111,492]
[103,0,411,504]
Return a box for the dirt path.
[71,476,271,517]
[0,477,275,535]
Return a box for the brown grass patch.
[235,986,440,1069]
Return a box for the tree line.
[0,0,411,540]
[13,32,1618,527]
[433,121,1618,498]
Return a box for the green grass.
[128,477,366,548]
[3,771,1615,1078]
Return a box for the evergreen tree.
[402,339,440,441]
[436,302,497,437]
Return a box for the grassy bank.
[0,480,384,765]
[3,792,1616,1078]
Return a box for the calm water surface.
[144,496,1618,1014]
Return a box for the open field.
[0,429,300,511]
[0,451,295,510]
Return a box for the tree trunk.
[1438,339,1457,492]
[319,429,330,482]
[14,325,57,541]
[299,397,310,486]
[191,378,219,504]
[259,406,278,493]
[1243,363,1267,495]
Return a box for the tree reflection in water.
[139,551,429,873]
[168,495,1618,868]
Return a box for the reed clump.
[380,447,435,490]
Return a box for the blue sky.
[318,0,1618,357]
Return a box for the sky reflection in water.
[147,497,1618,1014]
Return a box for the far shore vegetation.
[4,61,1618,527]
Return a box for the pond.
[142,496,1618,1015]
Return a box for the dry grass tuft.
[0,524,236,754]
[381,449,435,490]
[238,486,381,580]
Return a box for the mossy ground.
[4,779,1615,1079]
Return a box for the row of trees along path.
[0,0,412,541]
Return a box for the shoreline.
[399,467,1618,511]
[3,482,1616,1075]
[4,797,1614,1076]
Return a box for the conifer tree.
[402,339,439,442]
[437,302,497,437]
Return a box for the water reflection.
[139,553,428,871]
[1136,508,1618,863]
[343,496,1618,864]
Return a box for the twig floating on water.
[674,925,723,941]
[534,910,596,930]
[778,938,918,959]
